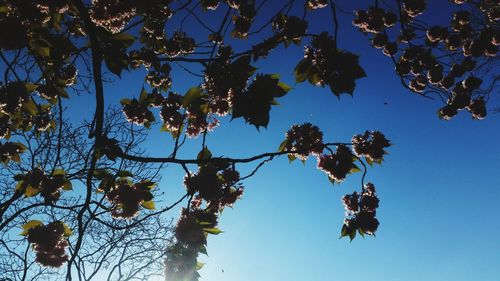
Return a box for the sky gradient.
[10,1,497,280]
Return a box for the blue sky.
[3,1,498,280]
[158,2,500,281]
[78,1,500,280]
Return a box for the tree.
[0,0,497,280]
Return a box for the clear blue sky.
[70,1,500,280]
[179,3,499,281]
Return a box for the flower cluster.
[282,123,324,160]
[402,0,426,18]
[352,131,391,163]
[37,83,59,100]
[15,168,72,204]
[146,63,172,90]
[122,98,155,126]
[166,207,220,280]
[353,7,397,34]
[202,49,255,117]
[201,0,220,10]
[0,141,26,164]
[164,243,199,281]
[307,0,328,10]
[272,15,308,43]
[90,0,137,34]
[230,0,256,38]
[0,82,30,115]
[105,179,155,219]
[175,208,218,249]
[34,106,52,132]
[317,145,355,183]
[342,183,380,238]
[439,75,485,120]
[299,32,366,97]
[184,165,244,210]
[0,116,10,139]
[185,107,219,138]
[56,65,78,87]
[355,1,497,120]
[160,92,184,133]
[25,221,71,268]
[165,32,196,57]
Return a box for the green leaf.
[294,59,312,83]
[141,200,155,210]
[349,228,356,241]
[277,82,292,93]
[20,220,43,236]
[93,169,111,180]
[196,261,205,270]
[104,55,126,77]
[52,169,66,176]
[270,99,280,105]
[288,154,296,163]
[21,100,37,116]
[112,33,136,47]
[139,88,148,103]
[350,164,361,173]
[120,98,132,106]
[24,83,38,92]
[278,139,288,152]
[197,147,212,161]
[340,224,348,238]
[136,180,157,189]
[62,179,72,191]
[62,223,72,236]
[307,71,321,85]
[199,245,208,255]
[116,170,133,178]
[15,181,24,191]
[24,185,40,197]
[366,157,374,166]
[203,227,223,235]
[31,38,51,57]
[182,87,202,107]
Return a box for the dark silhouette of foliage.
[0,0,497,280]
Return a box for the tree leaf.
[196,261,205,270]
[24,185,40,197]
[350,164,361,173]
[20,220,43,236]
[277,82,292,93]
[62,223,72,236]
[21,100,38,116]
[139,88,148,103]
[116,170,133,178]
[52,169,66,176]
[199,245,208,255]
[141,200,156,210]
[197,147,212,161]
[349,228,356,241]
[294,59,312,83]
[112,33,136,47]
[278,139,288,152]
[203,227,223,235]
[62,179,72,191]
[182,87,202,107]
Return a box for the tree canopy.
[0,0,497,280]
